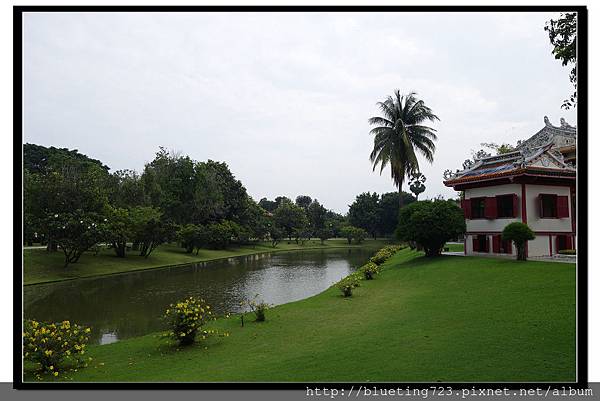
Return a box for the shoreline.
[24,241,388,287]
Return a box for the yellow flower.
[53,372,58,377]
[49,365,54,370]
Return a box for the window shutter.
[492,235,500,253]
[512,194,519,218]
[484,197,497,219]
[472,236,479,252]
[566,235,573,250]
[462,199,472,219]
[486,236,491,253]
[539,195,544,218]
[557,196,569,218]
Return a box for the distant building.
[444,117,576,257]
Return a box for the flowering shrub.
[336,274,361,297]
[360,262,380,280]
[242,295,271,322]
[163,296,227,346]
[370,245,405,265]
[23,319,91,378]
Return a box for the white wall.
[465,184,521,232]
[525,184,572,232]
[528,235,550,257]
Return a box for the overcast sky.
[23,11,577,213]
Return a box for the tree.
[545,13,577,109]
[480,142,515,155]
[268,225,284,248]
[408,172,426,200]
[348,192,381,239]
[315,224,333,245]
[295,195,312,210]
[273,200,308,241]
[502,222,535,261]
[340,225,367,245]
[105,206,133,257]
[306,200,327,236]
[46,211,108,267]
[177,224,201,254]
[258,198,277,213]
[396,200,465,257]
[368,91,439,208]
[377,192,416,236]
[204,220,240,249]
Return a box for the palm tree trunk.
[398,184,404,209]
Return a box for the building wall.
[524,184,572,232]
[465,184,521,232]
[464,183,574,257]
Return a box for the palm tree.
[368,91,439,208]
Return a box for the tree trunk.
[398,183,404,209]
[132,241,140,251]
[47,239,58,252]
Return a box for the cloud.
[23,11,577,213]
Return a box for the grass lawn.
[445,242,464,252]
[23,239,390,285]
[28,249,576,382]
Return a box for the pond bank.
[23,239,391,286]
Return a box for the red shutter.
[472,236,479,252]
[484,197,497,219]
[557,196,569,218]
[566,235,573,250]
[486,236,491,253]
[462,199,472,219]
[492,235,501,253]
[512,194,519,218]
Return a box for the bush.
[340,225,368,245]
[336,274,361,297]
[163,297,227,346]
[243,295,271,322]
[502,222,535,261]
[396,200,466,257]
[558,249,576,255]
[23,319,92,378]
[360,262,380,280]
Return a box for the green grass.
[27,249,575,382]
[24,239,390,285]
[445,242,464,252]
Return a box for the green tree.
[105,206,134,257]
[545,13,577,109]
[368,91,439,208]
[396,200,465,257]
[502,222,536,261]
[258,198,277,213]
[295,195,312,210]
[378,192,416,236]
[480,142,515,155]
[306,200,327,236]
[46,211,108,267]
[348,192,381,239]
[408,172,426,200]
[273,200,308,241]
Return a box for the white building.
[444,117,576,257]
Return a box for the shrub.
[163,297,227,346]
[370,248,393,265]
[558,249,576,255]
[243,294,271,322]
[340,225,368,245]
[23,319,91,378]
[336,274,361,297]
[502,222,535,261]
[360,262,379,280]
[396,200,466,257]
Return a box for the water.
[24,247,376,344]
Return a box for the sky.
[23,11,577,214]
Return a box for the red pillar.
[521,183,528,258]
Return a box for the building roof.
[444,116,576,188]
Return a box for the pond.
[24,247,377,344]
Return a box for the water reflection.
[24,248,375,344]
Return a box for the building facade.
[444,117,576,257]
